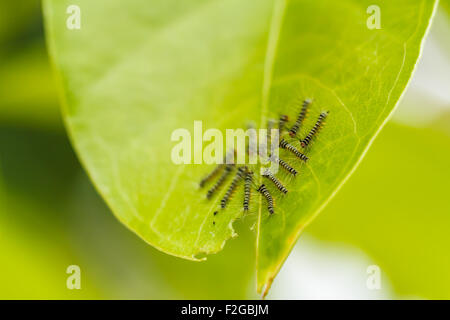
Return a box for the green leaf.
[442,0,450,15]
[436,0,450,55]
[306,122,450,299]
[44,0,438,295]
[44,0,275,261]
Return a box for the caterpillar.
[199,163,224,188]
[243,169,253,212]
[289,99,311,137]
[199,107,330,217]
[279,139,309,162]
[207,164,233,199]
[278,114,289,133]
[275,157,298,176]
[258,184,274,214]
[301,111,329,148]
[221,166,246,209]
[262,169,288,194]
[200,149,235,187]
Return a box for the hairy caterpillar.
[262,169,288,194]
[279,139,309,162]
[289,99,311,137]
[207,164,233,199]
[301,111,329,148]
[221,166,246,209]
[258,184,274,214]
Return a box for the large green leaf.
[442,0,450,14]
[44,0,438,295]
[436,0,450,54]
[306,122,450,299]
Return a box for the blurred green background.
[0,1,449,299]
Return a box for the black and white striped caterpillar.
[221,167,246,209]
[301,111,328,148]
[243,169,253,212]
[262,169,288,194]
[289,99,311,137]
[258,184,274,214]
[274,157,298,176]
[207,164,233,199]
[199,163,224,188]
[279,139,309,162]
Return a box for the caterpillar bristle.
[289,99,311,137]
[221,166,246,209]
[279,139,309,162]
[301,111,328,148]
[257,184,274,214]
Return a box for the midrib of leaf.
[260,0,288,127]
[256,0,287,295]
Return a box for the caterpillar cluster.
[199,98,329,219]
